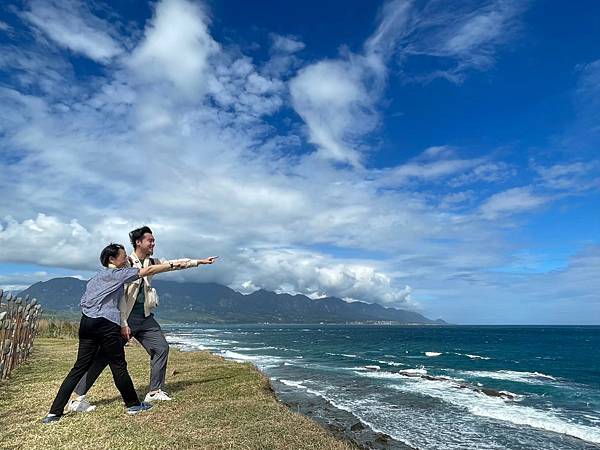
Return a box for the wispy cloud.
[401,0,526,82]
[562,59,600,152]
[532,161,600,191]
[22,0,123,62]
[479,186,548,219]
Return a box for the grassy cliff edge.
[0,338,354,449]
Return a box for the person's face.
[136,232,156,256]
[110,248,128,268]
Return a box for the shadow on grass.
[87,374,241,407]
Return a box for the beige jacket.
[119,252,199,327]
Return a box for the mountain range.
[18,277,445,324]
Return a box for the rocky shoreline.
[271,379,415,450]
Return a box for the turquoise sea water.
[163,325,600,449]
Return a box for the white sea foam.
[460,370,557,384]
[454,352,491,360]
[279,379,308,389]
[233,346,279,351]
[219,350,284,368]
[400,367,428,375]
[390,378,600,444]
[165,335,214,351]
[326,352,358,358]
[425,352,442,357]
[375,360,405,367]
[354,370,407,380]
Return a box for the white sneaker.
[67,398,97,413]
[144,389,172,402]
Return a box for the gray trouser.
[74,313,169,395]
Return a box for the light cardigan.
[118,252,200,327]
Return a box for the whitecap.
[326,352,358,358]
[454,352,491,360]
[354,370,407,380]
[460,370,557,384]
[219,350,285,368]
[425,352,442,357]
[279,379,308,389]
[376,360,405,367]
[400,366,428,375]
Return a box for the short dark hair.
[100,243,125,267]
[129,226,153,249]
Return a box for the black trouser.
[49,315,140,416]
[75,313,169,395]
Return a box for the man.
[69,226,217,412]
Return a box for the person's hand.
[121,326,131,341]
[199,256,219,265]
[172,261,188,270]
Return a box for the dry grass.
[36,319,79,338]
[0,338,355,450]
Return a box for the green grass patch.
[0,338,354,449]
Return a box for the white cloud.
[128,0,219,96]
[23,0,123,62]
[533,161,600,191]
[364,0,415,62]
[448,161,517,187]
[377,158,481,186]
[480,187,548,219]
[290,59,377,167]
[270,34,305,54]
[0,214,95,268]
[228,248,414,307]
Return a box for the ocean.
[163,324,600,449]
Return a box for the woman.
[42,243,190,423]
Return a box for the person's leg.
[73,349,110,396]
[48,316,100,416]
[99,322,140,408]
[135,316,169,393]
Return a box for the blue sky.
[0,0,598,324]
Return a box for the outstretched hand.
[199,256,219,265]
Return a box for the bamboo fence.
[0,288,43,380]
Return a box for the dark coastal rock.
[265,381,276,394]
[478,388,515,400]
[375,433,392,444]
[351,421,366,431]
[329,422,346,433]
